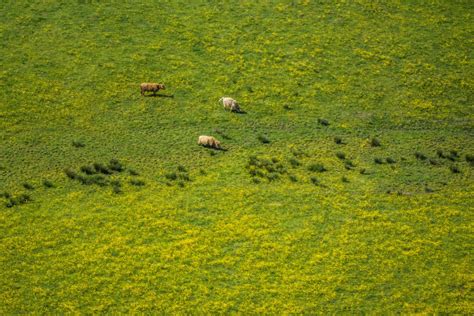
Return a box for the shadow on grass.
[144,93,174,98]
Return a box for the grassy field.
[1,0,473,313]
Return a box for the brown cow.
[140,83,165,96]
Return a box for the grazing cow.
[198,135,221,149]
[140,83,165,96]
[219,97,241,112]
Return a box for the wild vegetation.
[0,1,473,313]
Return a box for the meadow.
[0,0,473,313]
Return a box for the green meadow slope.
[1,1,473,313]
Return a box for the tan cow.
[140,83,165,96]
[198,135,221,149]
[219,97,241,112]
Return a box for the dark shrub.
[449,150,459,158]
[72,140,85,148]
[178,173,191,182]
[1,192,11,199]
[177,181,185,188]
[449,165,461,174]
[112,185,123,194]
[345,161,356,170]
[130,179,145,186]
[252,177,261,184]
[108,159,124,172]
[466,154,474,165]
[93,163,112,175]
[317,118,329,126]
[425,186,434,193]
[258,135,270,144]
[43,180,54,188]
[374,158,384,164]
[436,149,445,158]
[310,176,320,185]
[129,169,139,176]
[386,157,396,164]
[334,137,343,144]
[177,165,187,172]
[65,168,78,180]
[271,157,279,163]
[308,163,327,172]
[370,138,381,147]
[341,176,349,183]
[80,165,96,175]
[22,183,34,190]
[16,193,31,204]
[288,174,298,182]
[336,152,346,160]
[289,157,301,167]
[429,159,439,166]
[415,152,427,160]
[199,169,207,175]
[266,173,279,181]
[165,172,177,181]
[283,104,292,110]
[359,168,368,175]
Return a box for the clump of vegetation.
[72,140,85,148]
[283,104,292,110]
[5,193,31,208]
[436,149,445,158]
[308,163,327,172]
[78,174,108,186]
[288,174,298,182]
[386,157,396,164]
[80,165,96,175]
[111,180,123,194]
[334,137,343,144]
[42,180,54,188]
[310,176,321,185]
[291,148,307,158]
[336,152,346,160]
[374,158,384,164]
[164,166,192,186]
[214,128,231,140]
[370,137,381,147]
[22,182,34,190]
[341,176,349,183]
[130,179,145,186]
[429,159,439,166]
[449,165,461,174]
[317,118,329,126]
[415,152,427,160]
[65,168,79,180]
[344,160,356,170]
[466,154,474,166]
[108,159,124,172]
[247,155,287,182]
[359,168,368,175]
[257,135,271,144]
[129,169,139,176]
[289,157,301,167]
[425,186,434,193]
[93,163,112,175]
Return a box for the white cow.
[219,97,241,113]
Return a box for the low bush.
[310,176,320,185]
[129,169,139,176]
[466,154,474,165]
[22,182,34,190]
[72,140,85,148]
[370,138,381,147]
[130,179,145,186]
[65,168,78,180]
[341,176,349,183]
[308,163,327,172]
[258,135,270,144]
[108,159,124,172]
[288,174,298,182]
[429,159,439,166]
[165,172,177,181]
[334,137,343,144]
[436,149,445,158]
[43,180,54,188]
[415,152,427,160]
[336,152,346,160]
[317,118,329,126]
[374,158,384,164]
[345,160,356,170]
[93,163,112,175]
[80,165,96,175]
[177,165,187,172]
[449,165,461,174]
[289,157,301,167]
[386,157,396,164]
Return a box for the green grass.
[1,0,473,313]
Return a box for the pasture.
[0,1,473,313]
